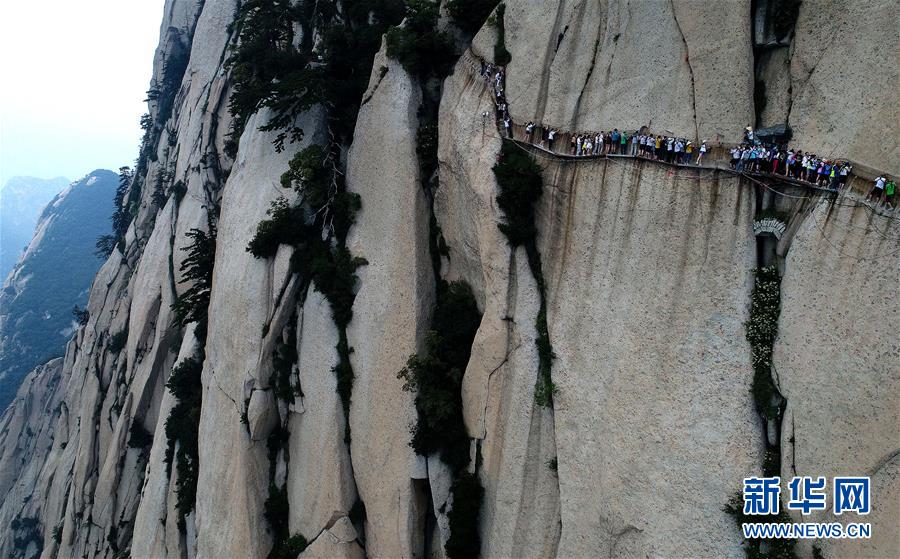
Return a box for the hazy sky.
[0,1,166,187]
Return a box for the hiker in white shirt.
[730,147,741,169]
[697,141,708,165]
[867,175,886,201]
[838,163,851,190]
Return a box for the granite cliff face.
[0,2,897,559]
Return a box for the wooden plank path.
[459,49,896,218]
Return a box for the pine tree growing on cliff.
[171,218,217,339]
[385,0,455,78]
[446,0,501,35]
[96,166,134,257]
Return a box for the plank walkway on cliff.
[460,50,898,221]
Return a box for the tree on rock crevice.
[493,140,557,407]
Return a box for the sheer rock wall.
[0,1,896,558]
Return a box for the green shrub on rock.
[281,145,331,203]
[493,140,557,407]
[127,421,153,449]
[533,305,558,407]
[246,198,307,259]
[108,329,128,354]
[163,356,203,531]
[446,0,501,35]
[398,281,481,472]
[385,0,455,78]
[172,223,217,337]
[493,141,544,246]
[226,0,408,153]
[72,306,89,326]
[745,265,782,419]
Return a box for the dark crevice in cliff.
[870,449,900,477]
[570,33,602,130]
[157,206,218,546]
[493,141,558,407]
[725,181,797,558]
[479,270,521,441]
[533,0,568,124]
[410,105,485,559]
[788,411,797,477]
[492,140,563,555]
[669,0,699,141]
[389,7,503,551]
[402,198,483,558]
[360,66,389,108]
[752,0,801,127]
[555,25,569,53]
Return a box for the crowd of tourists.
[482,61,705,166]
[728,144,852,189]
[732,126,894,207]
[480,59,894,208]
[481,61,512,136]
[560,130,709,165]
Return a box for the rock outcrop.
[345,48,432,559]
[0,1,896,559]
[775,200,900,558]
[786,0,899,175]
[480,0,754,143]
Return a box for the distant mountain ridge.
[0,176,70,279]
[0,169,116,411]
